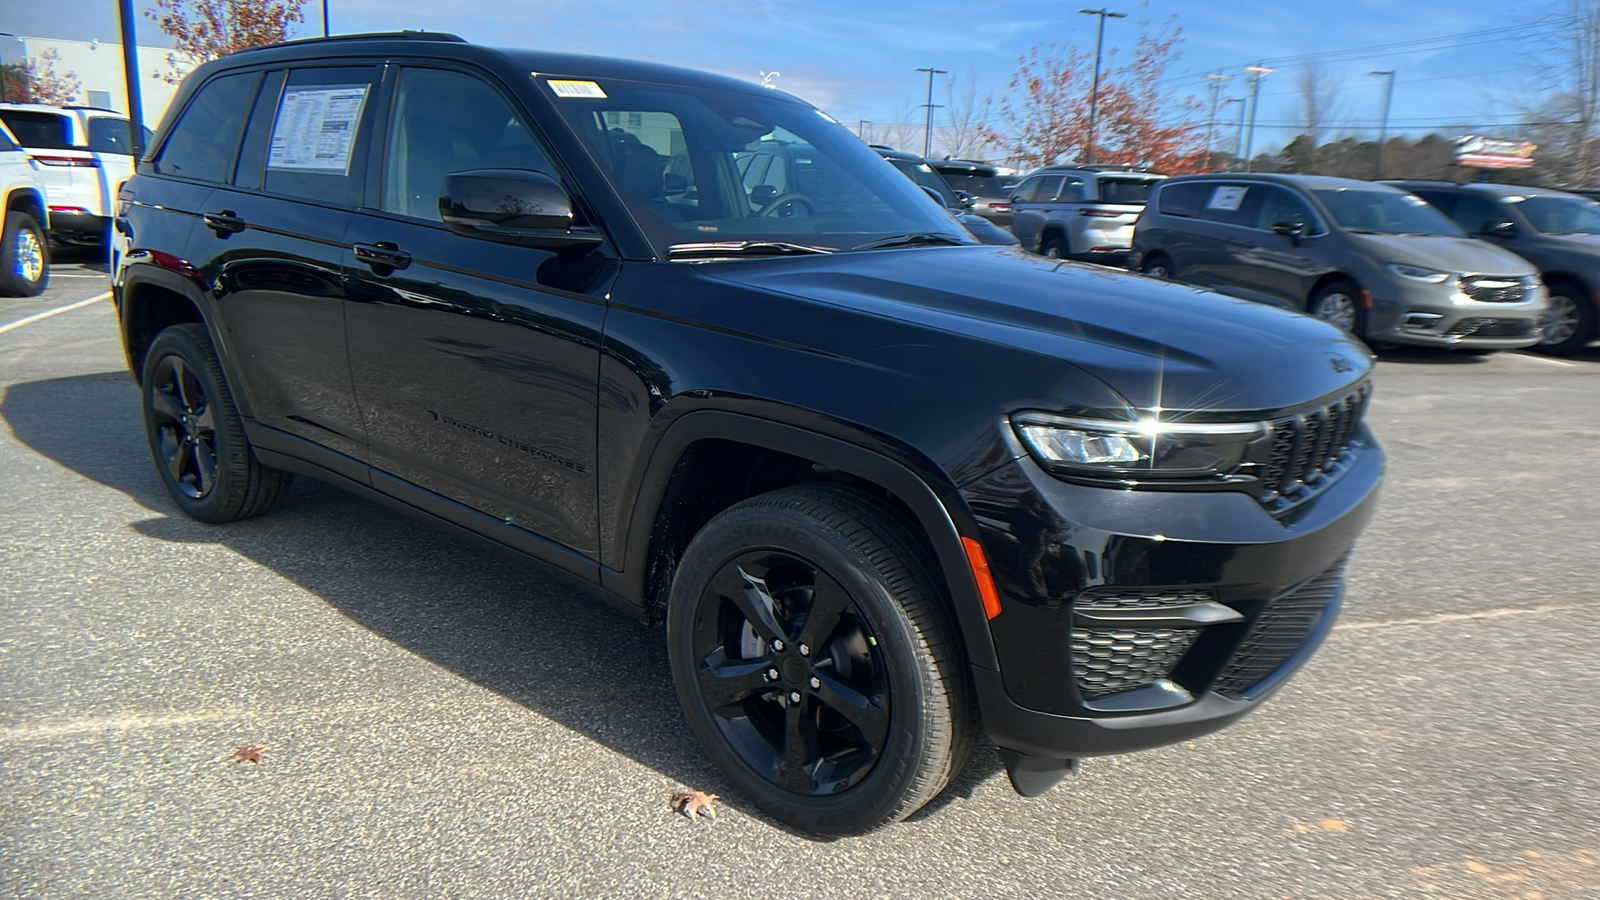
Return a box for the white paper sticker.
[1207,186,1248,211]
[267,85,370,172]
[548,80,607,99]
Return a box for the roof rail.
[237,31,466,53]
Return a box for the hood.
[1350,233,1536,276]
[698,246,1371,414]
[1542,232,1600,258]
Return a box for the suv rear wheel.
[1040,233,1068,259]
[141,324,292,522]
[666,484,974,835]
[1535,286,1594,356]
[0,211,48,297]
[1140,253,1173,280]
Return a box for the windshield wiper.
[852,232,970,251]
[665,240,834,260]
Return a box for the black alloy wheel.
[667,485,974,835]
[141,324,291,523]
[1140,253,1173,279]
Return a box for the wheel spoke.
[814,670,890,748]
[173,360,202,412]
[697,648,776,711]
[730,567,789,645]
[193,404,218,434]
[149,388,186,426]
[191,438,216,495]
[161,432,187,483]
[774,700,820,793]
[795,579,851,652]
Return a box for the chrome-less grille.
[1257,384,1370,515]
[1211,555,1349,697]
[1459,275,1528,303]
[1446,317,1535,338]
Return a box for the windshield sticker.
[267,86,369,172]
[1207,186,1248,211]
[548,80,608,99]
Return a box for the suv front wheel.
[666,484,975,835]
[1309,280,1364,335]
[0,211,48,297]
[1535,286,1594,355]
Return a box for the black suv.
[113,33,1382,835]
[1387,180,1600,355]
[927,158,1013,227]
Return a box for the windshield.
[1096,177,1161,204]
[888,158,957,207]
[543,78,966,254]
[1508,195,1600,234]
[939,171,1005,197]
[0,110,74,150]
[1313,188,1465,237]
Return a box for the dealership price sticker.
[1207,186,1248,211]
[268,86,370,172]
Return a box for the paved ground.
[3,252,1598,898]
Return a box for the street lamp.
[1079,8,1126,164]
[1370,70,1396,178]
[1203,72,1232,168]
[916,66,947,157]
[1242,63,1273,172]
[858,120,871,140]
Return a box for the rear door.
[1007,174,1052,250]
[1191,182,1268,297]
[343,63,614,559]
[193,64,381,463]
[1227,184,1323,306]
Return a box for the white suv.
[0,119,49,296]
[0,104,150,248]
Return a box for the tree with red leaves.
[146,0,306,84]
[1,50,83,106]
[987,15,1208,174]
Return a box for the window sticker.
[1207,186,1248,211]
[267,85,369,172]
[548,80,608,99]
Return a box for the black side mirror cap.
[1482,219,1517,237]
[439,168,602,247]
[955,189,977,209]
[1271,221,1306,243]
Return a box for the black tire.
[1534,286,1595,356]
[1140,253,1173,280]
[140,323,291,523]
[1308,280,1366,337]
[1040,233,1068,259]
[0,211,49,297]
[666,484,975,835]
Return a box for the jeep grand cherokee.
[113,33,1383,835]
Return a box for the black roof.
[928,158,998,176]
[1159,172,1408,192]
[1035,163,1158,175]
[873,146,927,163]
[1383,179,1584,199]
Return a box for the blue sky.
[5,0,1572,154]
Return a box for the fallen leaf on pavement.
[233,744,268,764]
[672,790,718,820]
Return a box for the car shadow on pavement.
[1,371,1004,836]
[1369,345,1494,365]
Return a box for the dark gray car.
[1388,180,1600,355]
[1132,173,1547,351]
[928,158,1013,227]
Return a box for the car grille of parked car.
[1446,317,1535,338]
[1210,554,1349,697]
[1458,276,1528,303]
[1256,383,1371,516]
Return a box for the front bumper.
[1367,280,1545,349]
[959,429,1383,759]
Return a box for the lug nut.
[772,640,785,652]
[809,676,821,690]
[788,691,802,704]
[798,643,810,657]
[766,668,779,681]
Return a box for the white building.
[14,37,197,127]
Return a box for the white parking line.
[1511,352,1576,367]
[0,292,111,335]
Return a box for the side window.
[1255,185,1316,233]
[86,117,150,156]
[1199,184,1264,227]
[1452,194,1506,233]
[1412,191,1457,217]
[1011,176,1042,202]
[1033,175,1065,202]
[1157,182,1208,217]
[246,66,379,205]
[0,126,16,152]
[1059,176,1086,203]
[152,71,261,182]
[381,67,557,222]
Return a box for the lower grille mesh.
[1073,628,1200,698]
[1211,556,1349,697]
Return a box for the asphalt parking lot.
[3,252,1598,899]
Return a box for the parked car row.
[0,118,50,297]
[0,102,150,251]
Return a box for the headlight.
[1386,263,1451,283]
[1012,413,1266,479]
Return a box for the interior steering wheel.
[757,193,815,217]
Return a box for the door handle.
[203,210,246,236]
[353,241,412,271]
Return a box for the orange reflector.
[960,536,1002,619]
[1358,289,1373,308]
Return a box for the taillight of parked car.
[32,154,99,167]
[989,202,1012,212]
[1079,208,1123,217]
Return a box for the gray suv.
[1133,174,1546,351]
[1388,180,1600,355]
[1009,164,1165,262]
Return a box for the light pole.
[0,33,15,104]
[117,0,145,157]
[1079,8,1126,164]
[1370,70,1396,178]
[323,0,331,37]
[1203,72,1232,169]
[1242,63,1273,172]
[858,120,871,140]
[916,66,947,157]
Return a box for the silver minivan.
[1132,174,1547,351]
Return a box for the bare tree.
[1293,63,1343,171]
[935,71,995,160]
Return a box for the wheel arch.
[602,410,1000,671]
[4,186,47,226]
[1307,271,1362,308]
[1539,268,1594,299]
[116,264,252,415]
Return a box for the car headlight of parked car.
[1385,263,1452,283]
[1012,413,1266,480]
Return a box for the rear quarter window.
[154,71,262,181]
[1156,182,1209,218]
[1098,179,1159,204]
[0,111,74,150]
[1198,184,1265,227]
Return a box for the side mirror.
[1481,219,1516,238]
[1271,220,1306,244]
[662,173,689,197]
[439,168,601,247]
[749,184,779,207]
[954,189,977,210]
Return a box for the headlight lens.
[1386,263,1451,283]
[1012,413,1266,479]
